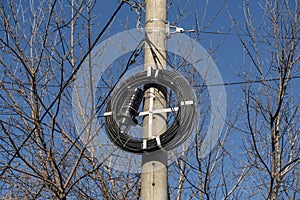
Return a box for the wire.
[1,74,300,90]
[196,30,300,40]
[201,75,300,87]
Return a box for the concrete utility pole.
[141,0,168,199]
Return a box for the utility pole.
[141,0,168,199]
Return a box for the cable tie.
[155,70,159,77]
[156,136,162,148]
[138,107,179,116]
[147,66,152,76]
[104,111,112,116]
[147,29,166,34]
[145,18,167,24]
[148,87,155,138]
[143,139,147,149]
[181,100,193,106]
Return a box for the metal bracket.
[166,21,195,37]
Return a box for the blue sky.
[93,0,252,91]
[0,0,298,198]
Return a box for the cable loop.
[104,69,195,153]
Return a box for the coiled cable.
[104,69,195,153]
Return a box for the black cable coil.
[104,69,195,153]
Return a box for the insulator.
[116,88,144,127]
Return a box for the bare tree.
[237,0,300,199]
[166,0,299,199]
[165,1,249,199]
[1,0,298,199]
[0,0,141,199]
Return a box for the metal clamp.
[166,21,195,37]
